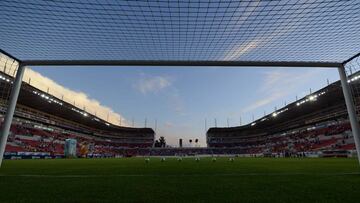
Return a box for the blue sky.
[29,66,340,146]
[1,1,358,147]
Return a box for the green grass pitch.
[0,157,359,203]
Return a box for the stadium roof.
[0,72,154,134]
[0,0,360,67]
[207,76,351,136]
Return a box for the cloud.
[0,54,128,126]
[241,91,284,113]
[133,73,186,116]
[222,0,261,61]
[223,40,261,61]
[164,122,174,128]
[168,89,187,116]
[134,74,171,94]
[222,0,307,61]
[241,68,323,113]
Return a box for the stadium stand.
[2,68,360,159]
[0,71,155,159]
[207,72,360,158]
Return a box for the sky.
[28,66,340,147]
[0,1,358,148]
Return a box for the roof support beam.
[21,60,341,68]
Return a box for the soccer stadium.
[1,1,360,202]
[207,75,359,157]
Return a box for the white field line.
[0,172,359,178]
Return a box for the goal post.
[0,64,25,167]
